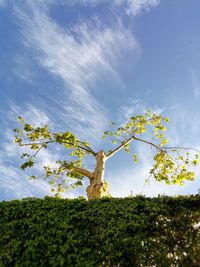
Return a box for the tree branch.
[132,136,162,151]
[107,135,165,159]
[78,141,96,155]
[58,140,96,155]
[62,162,93,180]
[106,136,135,159]
[162,146,200,153]
[33,145,43,157]
[21,140,96,156]
[50,132,96,155]
[21,141,54,146]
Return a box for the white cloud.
[13,2,139,139]
[124,0,160,16]
[0,159,77,201]
[118,98,197,147]
[110,98,200,197]
[0,103,55,200]
[118,98,164,122]
[8,102,50,127]
[12,54,35,83]
[167,102,200,145]
[0,101,90,200]
[2,103,51,159]
[1,0,158,200]
[63,87,107,140]
[110,166,185,198]
[0,162,52,200]
[109,142,200,197]
[0,123,78,200]
[68,0,160,16]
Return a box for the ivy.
[0,196,200,266]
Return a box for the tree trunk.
[86,150,110,200]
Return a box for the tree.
[14,110,199,199]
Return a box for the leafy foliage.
[14,118,95,196]
[14,110,199,197]
[0,196,200,266]
[103,110,199,185]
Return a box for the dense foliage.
[0,196,200,266]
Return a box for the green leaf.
[132,154,138,163]
[164,117,169,123]
[20,159,34,170]
[17,116,25,124]
[24,124,33,132]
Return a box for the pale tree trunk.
[86,150,110,200]
[64,138,136,199]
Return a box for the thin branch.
[133,137,181,165]
[132,136,163,151]
[106,136,135,159]
[59,140,96,155]
[130,137,200,156]
[78,140,96,155]
[33,145,43,157]
[50,132,96,155]
[162,146,200,153]
[21,139,96,156]
[21,141,54,146]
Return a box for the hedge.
[0,195,200,267]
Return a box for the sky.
[1,0,200,201]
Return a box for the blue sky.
[1,0,200,200]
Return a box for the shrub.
[0,196,200,266]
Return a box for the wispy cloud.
[1,100,99,200]
[119,98,164,121]
[13,1,139,139]
[118,97,200,147]
[68,0,160,16]
[12,54,35,83]
[167,102,200,146]
[123,0,160,16]
[8,102,50,127]
[0,163,53,200]
[0,103,60,200]
[2,102,51,160]
[0,0,160,200]
[0,157,77,200]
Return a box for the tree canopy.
[14,110,199,198]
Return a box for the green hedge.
[0,196,200,267]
